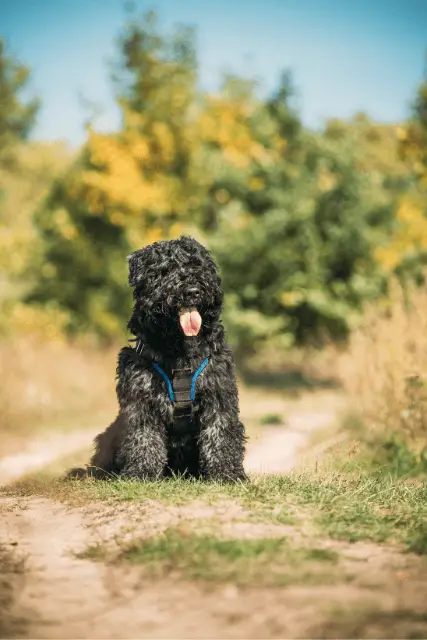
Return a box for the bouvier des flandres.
[84,236,247,482]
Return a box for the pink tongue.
[179,309,202,336]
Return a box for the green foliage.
[27,14,199,339]
[375,434,427,477]
[0,39,40,168]
[2,11,427,352]
[374,73,427,282]
[347,433,427,479]
[211,130,392,348]
[28,156,131,338]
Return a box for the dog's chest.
[153,357,210,435]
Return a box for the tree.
[398,69,427,188]
[206,80,393,353]
[0,41,40,293]
[28,13,199,339]
[0,39,40,167]
[375,71,427,283]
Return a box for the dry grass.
[340,281,427,448]
[0,338,118,454]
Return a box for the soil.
[1,390,426,639]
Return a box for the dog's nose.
[185,286,200,304]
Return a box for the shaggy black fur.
[83,236,247,482]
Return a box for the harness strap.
[152,358,209,434]
[152,362,174,401]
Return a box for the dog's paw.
[65,466,89,480]
[204,469,249,484]
[119,468,165,482]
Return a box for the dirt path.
[0,390,345,487]
[1,390,427,639]
[245,404,343,474]
[2,494,426,640]
[0,427,100,486]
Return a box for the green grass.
[406,520,427,555]
[282,473,427,550]
[5,469,427,555]
[76,544,106,561]
[83,526,340,586]
[322,412,427,480]
[360,434,427,479]
[259,413,283,426]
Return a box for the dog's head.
[128,236,223,341]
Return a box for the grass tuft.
[116,527,339,586]
[260,413,283,426]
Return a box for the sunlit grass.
[4,469,427,555]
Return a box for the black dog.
[83,236,247,482]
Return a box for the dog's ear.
[127,249,147,287]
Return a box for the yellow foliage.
[375,246,402,272]
[234,213,251,230]
[0,301,69,342]
[77,123,193,236]
[109,211,127,227]
[0,141,73,283]
[169,222,185,238]
[375,197,427,271]
[198,95,275,169]
[396,126,407,141]
[145,227,164,244]
[151,121,175,164]
[129,138,150,164]
[317,170,336,193]
[280,290,306,307]
[249,177,264,191]
[53,208,78,240]
[0,227,34,274]
[251,142,277,166]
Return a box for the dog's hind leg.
[89,414,127,478]
[66,415,127,480]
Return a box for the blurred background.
[1,0,427,471]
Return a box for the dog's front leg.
[116,350,168,480]
[117,405,168,480]
[198,364,247,483]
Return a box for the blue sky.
[1,0,426,147]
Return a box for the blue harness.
[152,358,209,433]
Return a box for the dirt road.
[1,390,427,639]
[0,428,101,486]
[0,390,345,486]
